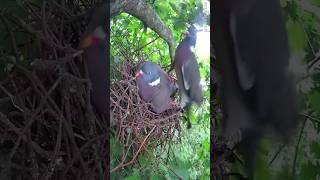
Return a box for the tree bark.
[110,0,175,67]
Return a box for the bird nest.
[110,60,182,172]
[0,1,108,179]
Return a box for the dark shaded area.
[0,0,108,179]
[211,0,300,179]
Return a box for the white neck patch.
[190,45,195,53]
[148,77,160,86]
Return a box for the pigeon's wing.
[151,90,172,114]
[151,73,172,114]
[230,0,295,127]
[181,64,190,91]
[137,79,157,102]
[159,69,177,96]
[229,4,256,91]
[181,55,202,104]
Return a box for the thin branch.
[292,117,307,177]
[269,144,286,166]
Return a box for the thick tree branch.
[110,0,175,66]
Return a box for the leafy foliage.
[299,161,320,180]
[270,0,320,179]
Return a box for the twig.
[111,126,156,172]
[292,117,307,177]
[0,112,49,157]
[132,36,160,54]
[269,144,286,166]
[299,113,320,124]
[0,84,24,112]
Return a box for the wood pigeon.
[135,61,177,114]
[174,26,203,128]
[213,0,298,176]
[79,3,108,115]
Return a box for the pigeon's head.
[135,61,161,86]
[79,26,106,48]
[79,2,107,49]
[185,25,197,46]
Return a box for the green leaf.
[173,19,186,30]
[254,139,271,180]
[169,2,179,12]
[171,169,190,179]
[299,161,320,180]
[180,3,187,10]
[202,138,210,151]
[310,0,320,7]
[286,1,299,20]
[124,175,140,180]
[308,91,320,113]
[254,152,271,180]
[310,141,320,159]
[280,0,288,7]
[139,153,152,166]
[286,19,306,52]
[150,174,163,180]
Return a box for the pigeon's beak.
[80,26,105,49]
[134,70,143,79]
[79,35,94,49]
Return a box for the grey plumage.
[174,26,202,108]
[174,26,203,129]
[213,0,298,177]
[136,61,177,114]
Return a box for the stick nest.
[0,0,107,179]
[110,60,182,172]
